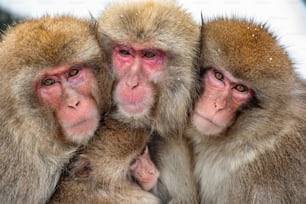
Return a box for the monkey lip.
[120,102,148,114]
[66,117,98,135]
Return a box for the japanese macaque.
[49,117,161,204]
[97,0,200,203]
[0,15,112,204]
[186,17,306,204]
[53,0,200,204]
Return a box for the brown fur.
[49,117,161,204]
[187,17,306,204]
[46,0,199,203]
[96,0,200,203]
[0,15,112,204]
[53,0,199,203]
[97,0,200,136]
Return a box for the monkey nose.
[67,100,80,109]
[214,98,227,110]
[126,81,140,89]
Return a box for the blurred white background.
[0,0,305,78]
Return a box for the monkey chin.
[122,103,148,114]
[63,117,100,144]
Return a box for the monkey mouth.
[120,102,149,115]
[193,111,221,131]
[66,117,99,136]
[194,112,218,125]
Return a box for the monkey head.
[0,15,113,145]
[97,0,200,135]
[193,18,296,136]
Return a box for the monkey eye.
[68,68,79,77]
[234,84,249,92]
[41,78,56,86]
[118,48,131,56]
[143,51,156,58]
[214,71,224,81]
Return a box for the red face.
[112,44,166,118]
[36,64,99,144]
[192,68,252,135]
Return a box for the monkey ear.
[88,12,98,31]
[199,11,205,59]
[200,12,204,27]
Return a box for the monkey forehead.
[201,18,294,82]
[98,0,199,55]
[0,15,101,71]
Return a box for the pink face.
[36,64,100,144]
[129,146,160,191]
[192,68,252,136]
[112,44,166,117]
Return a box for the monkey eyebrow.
[229,82,238,87]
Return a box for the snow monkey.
[50,0,200,203]
[0,15,112,204]
[187,17,306,204]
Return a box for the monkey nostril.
[68,101,80,109]
[132,82,139,89]
[126,81,139,89]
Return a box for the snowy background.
[0,0,305,78]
